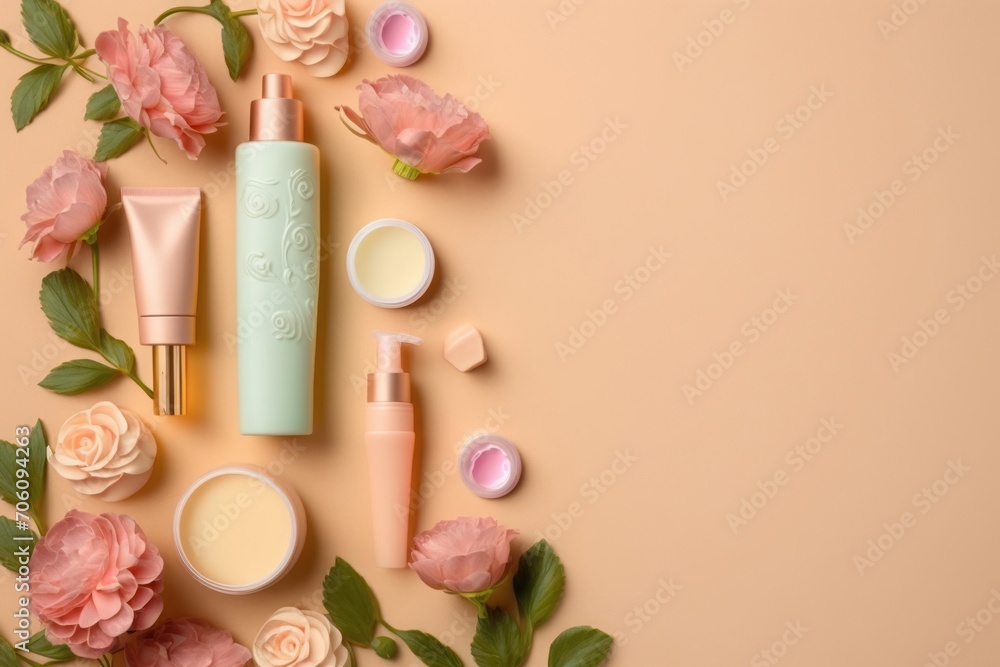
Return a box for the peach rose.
[49,401,157,502]
[253,607,348,667]
[410,517,517,594]
[337,75,491,179]
[125,617,251,667]
[96,18,225,159]
[258,0,349,77]
[19,150,108,262]
[30,511,164,658]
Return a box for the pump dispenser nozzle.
[368,331,421,403]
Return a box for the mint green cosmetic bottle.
[235,73,320,435]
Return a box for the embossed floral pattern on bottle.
[241,168,319,343]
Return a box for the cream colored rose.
[254,607,349,667]
[257,0,349,77]
[49,402,156,502]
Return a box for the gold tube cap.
[153,345,187,416]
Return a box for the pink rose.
[50,401,157,502]
[29,511,164,659]
[125,617,251,667]
[258,0,349,77]
[19,150,108,262]
[410,517,517,594]
[253,607,348,667]
[96,18,225,159]
[337,75,491,179]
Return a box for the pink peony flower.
[19,150,108,262]
[29,511,164,659]
[50,401,157,502]
[125,617,251,667]
[96,18,225,159]
[258,0,349,77]
[409,517,517,594]
[337,75,491,179]
[253,607,348,667]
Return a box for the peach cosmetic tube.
[366,331,421,567]
[122,187,201,416]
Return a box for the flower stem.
[154,5,214,25]
[91,240,100,309]
[144,130,167,165]
[0,42,52,66]
[345,643,357,667]
[75,48,96,60]
[68,60,96,82]
[231,9,258,17]
[126,370,155,399]
[391,158,422,180]
[30,509,47,536]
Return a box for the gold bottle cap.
[153,345,187,416]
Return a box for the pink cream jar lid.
[367,1,429,67]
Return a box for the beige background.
[2,1,1000,665]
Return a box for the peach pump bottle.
[366,331,421,568]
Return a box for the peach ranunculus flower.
[50,401,157,502]
[29,511,164,659]
[253,607,349,667]
[410,517,517,595]
[125,617,251,667]
[337,75,491,180]
[95,18,225,160]
[19,150,108,262]
[257,0,349,77]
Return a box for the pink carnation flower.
[19,150,108,262]
[410,517,517,594]
[29,511,164,659]
[125,617,251,667]
[96,18,225,159]
[338,75,491,179]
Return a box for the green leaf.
[0,30,12,47]
[547,627,613,667]
[218,7,251,81]
[100,329,135,372]
[39,268,101,350]
[39,359,118,394]
[94,117,144,161]
[390,628,464,667]
[514,540,566,629]
[26,631,75,662]
[0,441,18,507]
[470,608,528,667]
[0,516,38,573]
[11,63,65,131]
[323,558,380,646]
[0,637,18,667]
[85,84,121,121]
[21,0,78,58]
[27,420,46,519]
